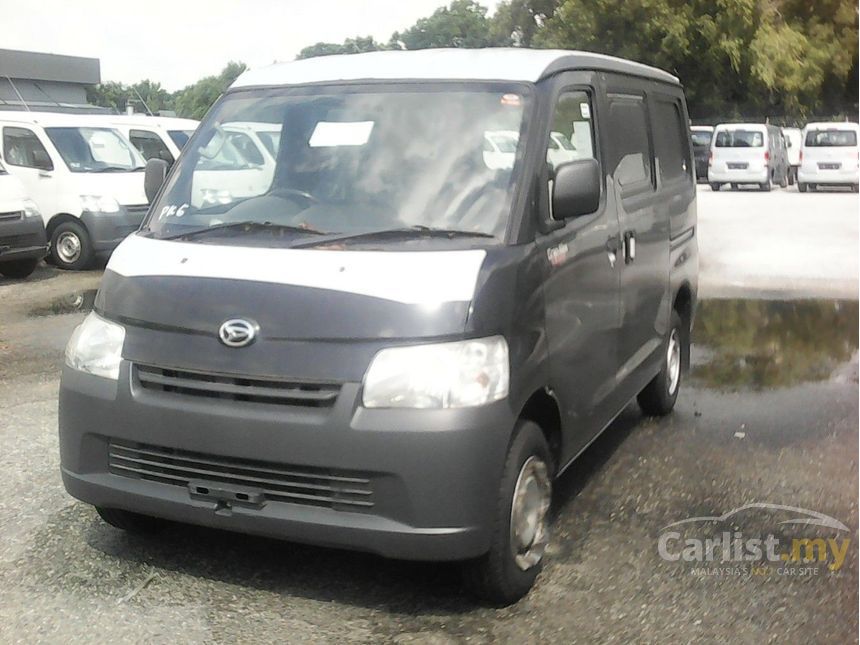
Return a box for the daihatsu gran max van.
[708,123,789,191]
[0,112,148,270]
[59,49,698,604]
[797,122,860,192]
[0,159,47,278]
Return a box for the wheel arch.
[672,282,694,370]
[46,213,86,239]
[517,388,563,474]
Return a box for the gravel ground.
[0,186,856,643]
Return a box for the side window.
[607,95,653,190]
[653,99,690,184]
[547,90,596,173]
[129,129,174,163]
[2,126,53,171]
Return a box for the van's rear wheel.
[0,259,39,279]
[50,220,93,271]
[463,420,552,605]
[852,184,859,193]
[638,310,684,416]
[779,171,788,188]
[96,507,165,534]
[709,183,721,191]
[798,183,808,193]
[760,175,773,192]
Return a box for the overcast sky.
[2,0,501,91]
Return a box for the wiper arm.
[160,221,326,241]
[291,225,495,248]
[91,166,133,173]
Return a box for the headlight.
[362,336,509,409]
[64,312,125,380]
[80,195,120,213]
[22,198,41,219]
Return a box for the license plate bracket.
[188,480,266,508]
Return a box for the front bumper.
[0,214,48,262]
[81,206,148,254]
[59,363,514,561]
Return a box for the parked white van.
[0,112,148,270]
[109,115,194,165]
[0,159,47,278]
[797,122,859,192]
[708,123,789,191]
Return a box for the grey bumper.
[59,363,514,561]
[81,206,147,254]
[0,215,47,262]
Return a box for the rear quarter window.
[653,99,691,183]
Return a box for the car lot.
[0,186,857,643]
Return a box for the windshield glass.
[45,127,144,172]
[168,129,196,148]
[715,129,764,148]
[144,84,529,244]
[690,130,712,147]
[805,129,857,147]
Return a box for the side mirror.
[144,158,170,203]
[552,158,601,220]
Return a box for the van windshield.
[168,130,196,149]
[45,127,145,172]
[714,130,763,148]
[690,131,712,147]
[805,129,857,147]
[144,84,530,245]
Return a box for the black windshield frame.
[143,80,537,246]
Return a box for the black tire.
[463,420,553,605]
[709,183,721,191]
[96,507,165,534]
[49,220,94,271]
[730,183,739,190]
[798,182,808,193]
[852,184,859,193]
[0,258,39,279]
[788,168,796,186]
[638,310,685,416]
[760,175,772,192]
[779,170,788,188]
[809,184,817,192]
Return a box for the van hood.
[97,234,487,380]
[73,171,147,206]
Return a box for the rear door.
[603,79,670,399]
[712,127,766,174]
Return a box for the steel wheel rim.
[510,455,551,571]
[667,328,681,396]
[56,231,82,264]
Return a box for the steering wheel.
[272,187,320,205]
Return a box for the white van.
[109,115,194,166]
[0,159,47,278]
[708,123,789,191]
[797,122,859,192]
[149,116,199,151]
[0,112,148,270]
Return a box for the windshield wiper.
[291,225,495,249]
[91,165,135,173]
[160,221,326,241]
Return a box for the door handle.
[623,231,636,264]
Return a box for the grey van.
[59,49,697,604]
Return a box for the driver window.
[547,91,595,174]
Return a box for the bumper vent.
[124,204,149,218]
[108,441,374,509]
[0,210,23,222]
[0,232,43,248]
[135,364,340,408]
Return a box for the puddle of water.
[28,290,97,318]
[691,299,859,389]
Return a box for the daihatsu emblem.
[219,319,258,348]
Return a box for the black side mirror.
[552,158,601,220]
[144,158,170,204]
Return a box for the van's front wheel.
[463,420,552,605]
[50,220,94,271]
[638,311,684,416]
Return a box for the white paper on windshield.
[309,121,374,147]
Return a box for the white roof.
[0,110,127,128]
[233,48,678,89]
[690,125,714,132]
[804,121,859,131]
[714,123,769,130]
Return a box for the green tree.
[489,0,558,46]
[173,61,247,119]
[390,0,505,49]
[86,81,129,112]
[297,36,386,60]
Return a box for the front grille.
[108,441,374,509]
[124,204,150,218]
[0,232,42,248]
[0,210,23,222]
[135,364,341,408]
